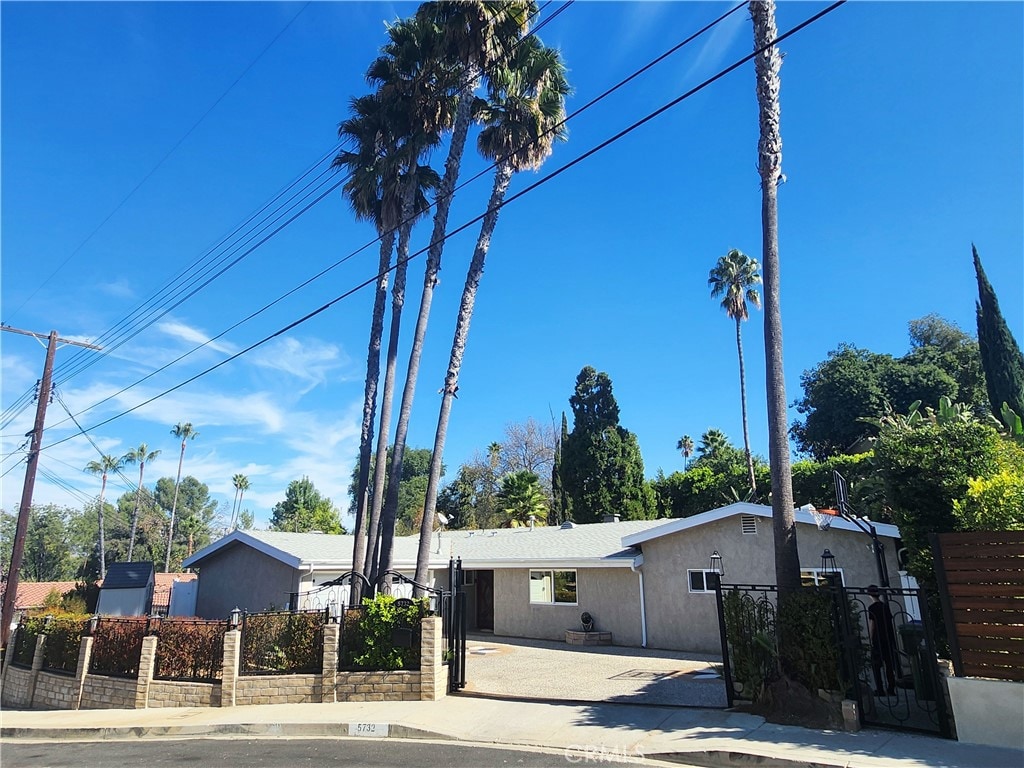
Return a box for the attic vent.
[741,515,758,535]
[560,521,576,529]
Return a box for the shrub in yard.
[154,619,227,681]
[354,595,427,671]
[42,614,90,674]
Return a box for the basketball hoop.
[810,507,838,531]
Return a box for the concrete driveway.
[462,634,728,708]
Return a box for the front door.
[476,570,494,631]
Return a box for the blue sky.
[2,2,1021,531]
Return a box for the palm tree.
[676,434,694,470]
[123,443,161,561]
[166,422,199,572]
[750,0,799,589]
[85,453,126,579]
[230,473,249,531]
[709,248,761,496]
[414,36,570,589]
[346,18,449,594]
[377,1,538,585]
[698,428,730,460]
[498,470,548,526]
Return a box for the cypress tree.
[973,245,1024,418]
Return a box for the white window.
[529,570,577,604]
[688,569,718,594]
[800,568,845,587]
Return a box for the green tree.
[750,0,799,590]
[230,473,250,531]
[676,434,694,470]
[551,412,569,525]
[122,442,161,561]
[166,422,199,572]
[436,454,502,530]
[84,453,126,579]
[974,245,1024,418]
[154,476,219,570]
[498,470,548,526]
[235,509,255,530]
[0,505,76,582]
[560,367,654,524]
[414,36,570,589]
[905,314,986,410]
[708,248,761,495]
[953,438,1024,531]
[379,1,539,586]
[270,477,345,535]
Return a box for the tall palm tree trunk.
[165,442,186,573]
[364,186,417,587]
[349,229,396,605]
[415,162,514,590]
[230,486,240,532]
[97,473,108,579]
[751,0,798,590]
[378,76,479,581]
[128,463,145,561]
[735,317,757,494]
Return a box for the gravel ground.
[463,634,729,708]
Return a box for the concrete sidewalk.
[3,694,1020,768]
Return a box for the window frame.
[687,569,718,594]
[528,569,578,605]
[800,568,846,587]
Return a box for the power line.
[3,2,313,325]
[39,1,847,454]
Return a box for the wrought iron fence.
[153,617,228,681]
[240,609,328,675]
[336,599,424,671]
[89,617,149,678]
[41,616,89,675]
[11,618,42,668]
[337,606,369,670]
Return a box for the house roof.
[184,519,668,572]
[184,504,901,574]
[153,572,196,602]
[621,502,901,547]
[100,562,155,590]
[0,581,78,610]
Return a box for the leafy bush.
[89,617,147,677]
[240,610,327,674]
[154,619,227,681]
[353,595,427,671]
[12,616,46,667]
[723,591,777,702]
[42,614,89,674]
[777,590,850,694]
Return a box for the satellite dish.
[436,513,449,526]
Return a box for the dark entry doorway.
[476,570,494,631]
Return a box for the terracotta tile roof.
[0,581,79,610]
[153,572,196,602]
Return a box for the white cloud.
[157,320,236,356]
[250,336,353,394]
[681,7,747,85]
[99,279,136,299]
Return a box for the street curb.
[648,751,845,768]
[0,722,453,742]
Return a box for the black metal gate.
[446,558,467,693]
[713,578,950,738]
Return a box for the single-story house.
[183,502,902,654]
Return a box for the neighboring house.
[183,502,901,654]
[0,581,78,633]
[157,572,198,617]
[95,562,155,617]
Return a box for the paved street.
[464,634,728,708]
[1,738,674,768]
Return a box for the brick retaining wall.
[1,666,33,708]
[33,670,79,709]
[149,679,221,708]
[336,670,421,702]
[80,674,136,709]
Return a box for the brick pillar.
[220,629,240,707]
[321,623,338,703]
[419,616,445,701]
[135,635,158,709]
[26,633,46,706]
[72,636,93,710]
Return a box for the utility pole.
[0,326,101,648]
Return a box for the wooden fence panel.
[932,531,1024,682]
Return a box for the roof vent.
[560,521,576,529]
[741,515,757,535]
[602,514,620,524]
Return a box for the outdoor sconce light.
[709,550,724,576]
[88,615,99,636]
[821,549,838,575]
[44,614,54,628]
[229,606,242,629]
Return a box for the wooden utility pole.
[0,326,100,648]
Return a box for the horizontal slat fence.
[932,531,1024,682]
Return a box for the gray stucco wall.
[193,544,299,619]
[492,567,643,646]
[640,517,900,653]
